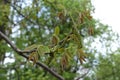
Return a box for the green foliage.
[0,0,11,69]
[0,0,118,80]
[0,68,7,80]
[0,1,10,26]
[93,53,120,80]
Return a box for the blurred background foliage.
[0,0,120,80]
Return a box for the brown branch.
[0,31,64,80]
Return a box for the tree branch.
[0,31,64,80]
[6,0,37,25]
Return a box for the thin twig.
[6,0,36,25]
[0,31,64,80]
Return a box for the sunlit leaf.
[24,44,38,50]
[54,26,60,36]
[37,45,50,55]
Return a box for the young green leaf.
[24,44,38,50]
[37,45,50,55]
[54,26,60,36]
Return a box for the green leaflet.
[25,44,50,57]
[24,44,38,50]
[37,45,50,55]
[54,26,60,36]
